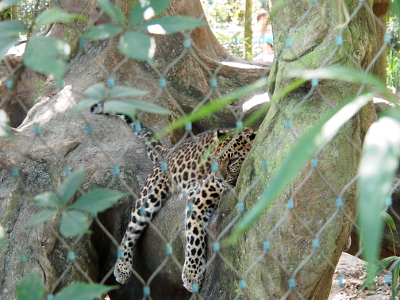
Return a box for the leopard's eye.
[228,158,239,166]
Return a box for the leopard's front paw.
[114,258,133,284]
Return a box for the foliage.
[387,5,400,92]
[29,167,128,237]
[16,272,117,300]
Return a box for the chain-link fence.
[1,0,400,299]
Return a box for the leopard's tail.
[91,102,168,164]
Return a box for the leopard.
[91,103,256,292]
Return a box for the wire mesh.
[0,0,399,299]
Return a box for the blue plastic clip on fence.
[91,212,98,218]
[385,274,392,284]
[134,122,142,132]
[185,122,192,131]
[113,166,120,175]
[86,125,92,134]
[210,77,217,87]
[236,121,243,130]
[312,239,319,248]
[386,197,393,206]
[166,245,173,255]
[63,167,71,175]
[237,202,245,212]
[184,39,191,48]
[11,167,19,177]
[117,249,123,258]
[34,124,41,135]
[192,283,199,293]
[79,39,86,48]
[311,78,319,87]
[68,251,76,261]
[213,242,220,252]
[287,199,295,209]
[107,78,115,87]
[19,254,26,263]
[338,276,344,286]
[262,161,268,170]
[311,158,318,167]
[211,161,218,171]
[161,162,168,172]
[140,206,147,216]
[143,286,150,296]
[46,294,54,300]
[239,280,246,289]
[286,38,292,47]
[57,79,64,88]
[6,79,13,89]
[385,33,392,43]
[159,78,166,87]
[288,278,296,288]
[336,36,343,45]
[285,120,292,128]
[336,198,343,207]
[187,202,194,212]
[263,241,270,250]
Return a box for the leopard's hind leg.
[114,166,170,283]
[182,175,223,292]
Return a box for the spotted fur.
[91,103,256,292]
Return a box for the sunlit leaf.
[34,192,61,208]
[97,0,125,25]
[136,16,206,34]
[382,212,397,231]
[103,99,170,121]
[359,256,400,291]
[109,86,147,99]
[0,0,19,12]
[58,167,84,204]
[60,210,90,237]
[29,208,57,227]
[118,31,155,61]
[16,272,44,300]
[35,8,77,28]
[0,20,25,59]
[129,0,173,25]
[53,282,118,300]
[23,36,70,81]
[83,23,123,41]
[358,116,400,285]
[69,98,101,115]
[69,189,128,213]
[224,92,376,246]
[84,83,107,99]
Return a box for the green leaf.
[224,92,376,246]
[70,189,128,213]
[97,0,125,25]
[34,192,61,208]
[60,210,90,238]
[288,66,395,103]
[392,259,400,300]
[83,23,123,41]
[118,31,155,61]
[0,20,26,59]
[0,109,12,138]
[358,116,400,285]
[109,85,147,99]
[16,272,45,300]
[382,212,397,231]
[390,0,400,27]
[0,0,18,11]
[84,83,107,99]
[69,98,101,115]
[158,78,268,138]
[23,36,70,81]
[35,8,77,28]
[359,256,400,290]
[103,99,170,121]
[53,282,118,300]
[136,16,206,35]
[129,0,173,25]
[29,208,57,227]
[58,167,84,204]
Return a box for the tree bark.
[203,1,377,299]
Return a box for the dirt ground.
[329,253,393,300]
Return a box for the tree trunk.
[0,0,268,299]
[202,1,377,299]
